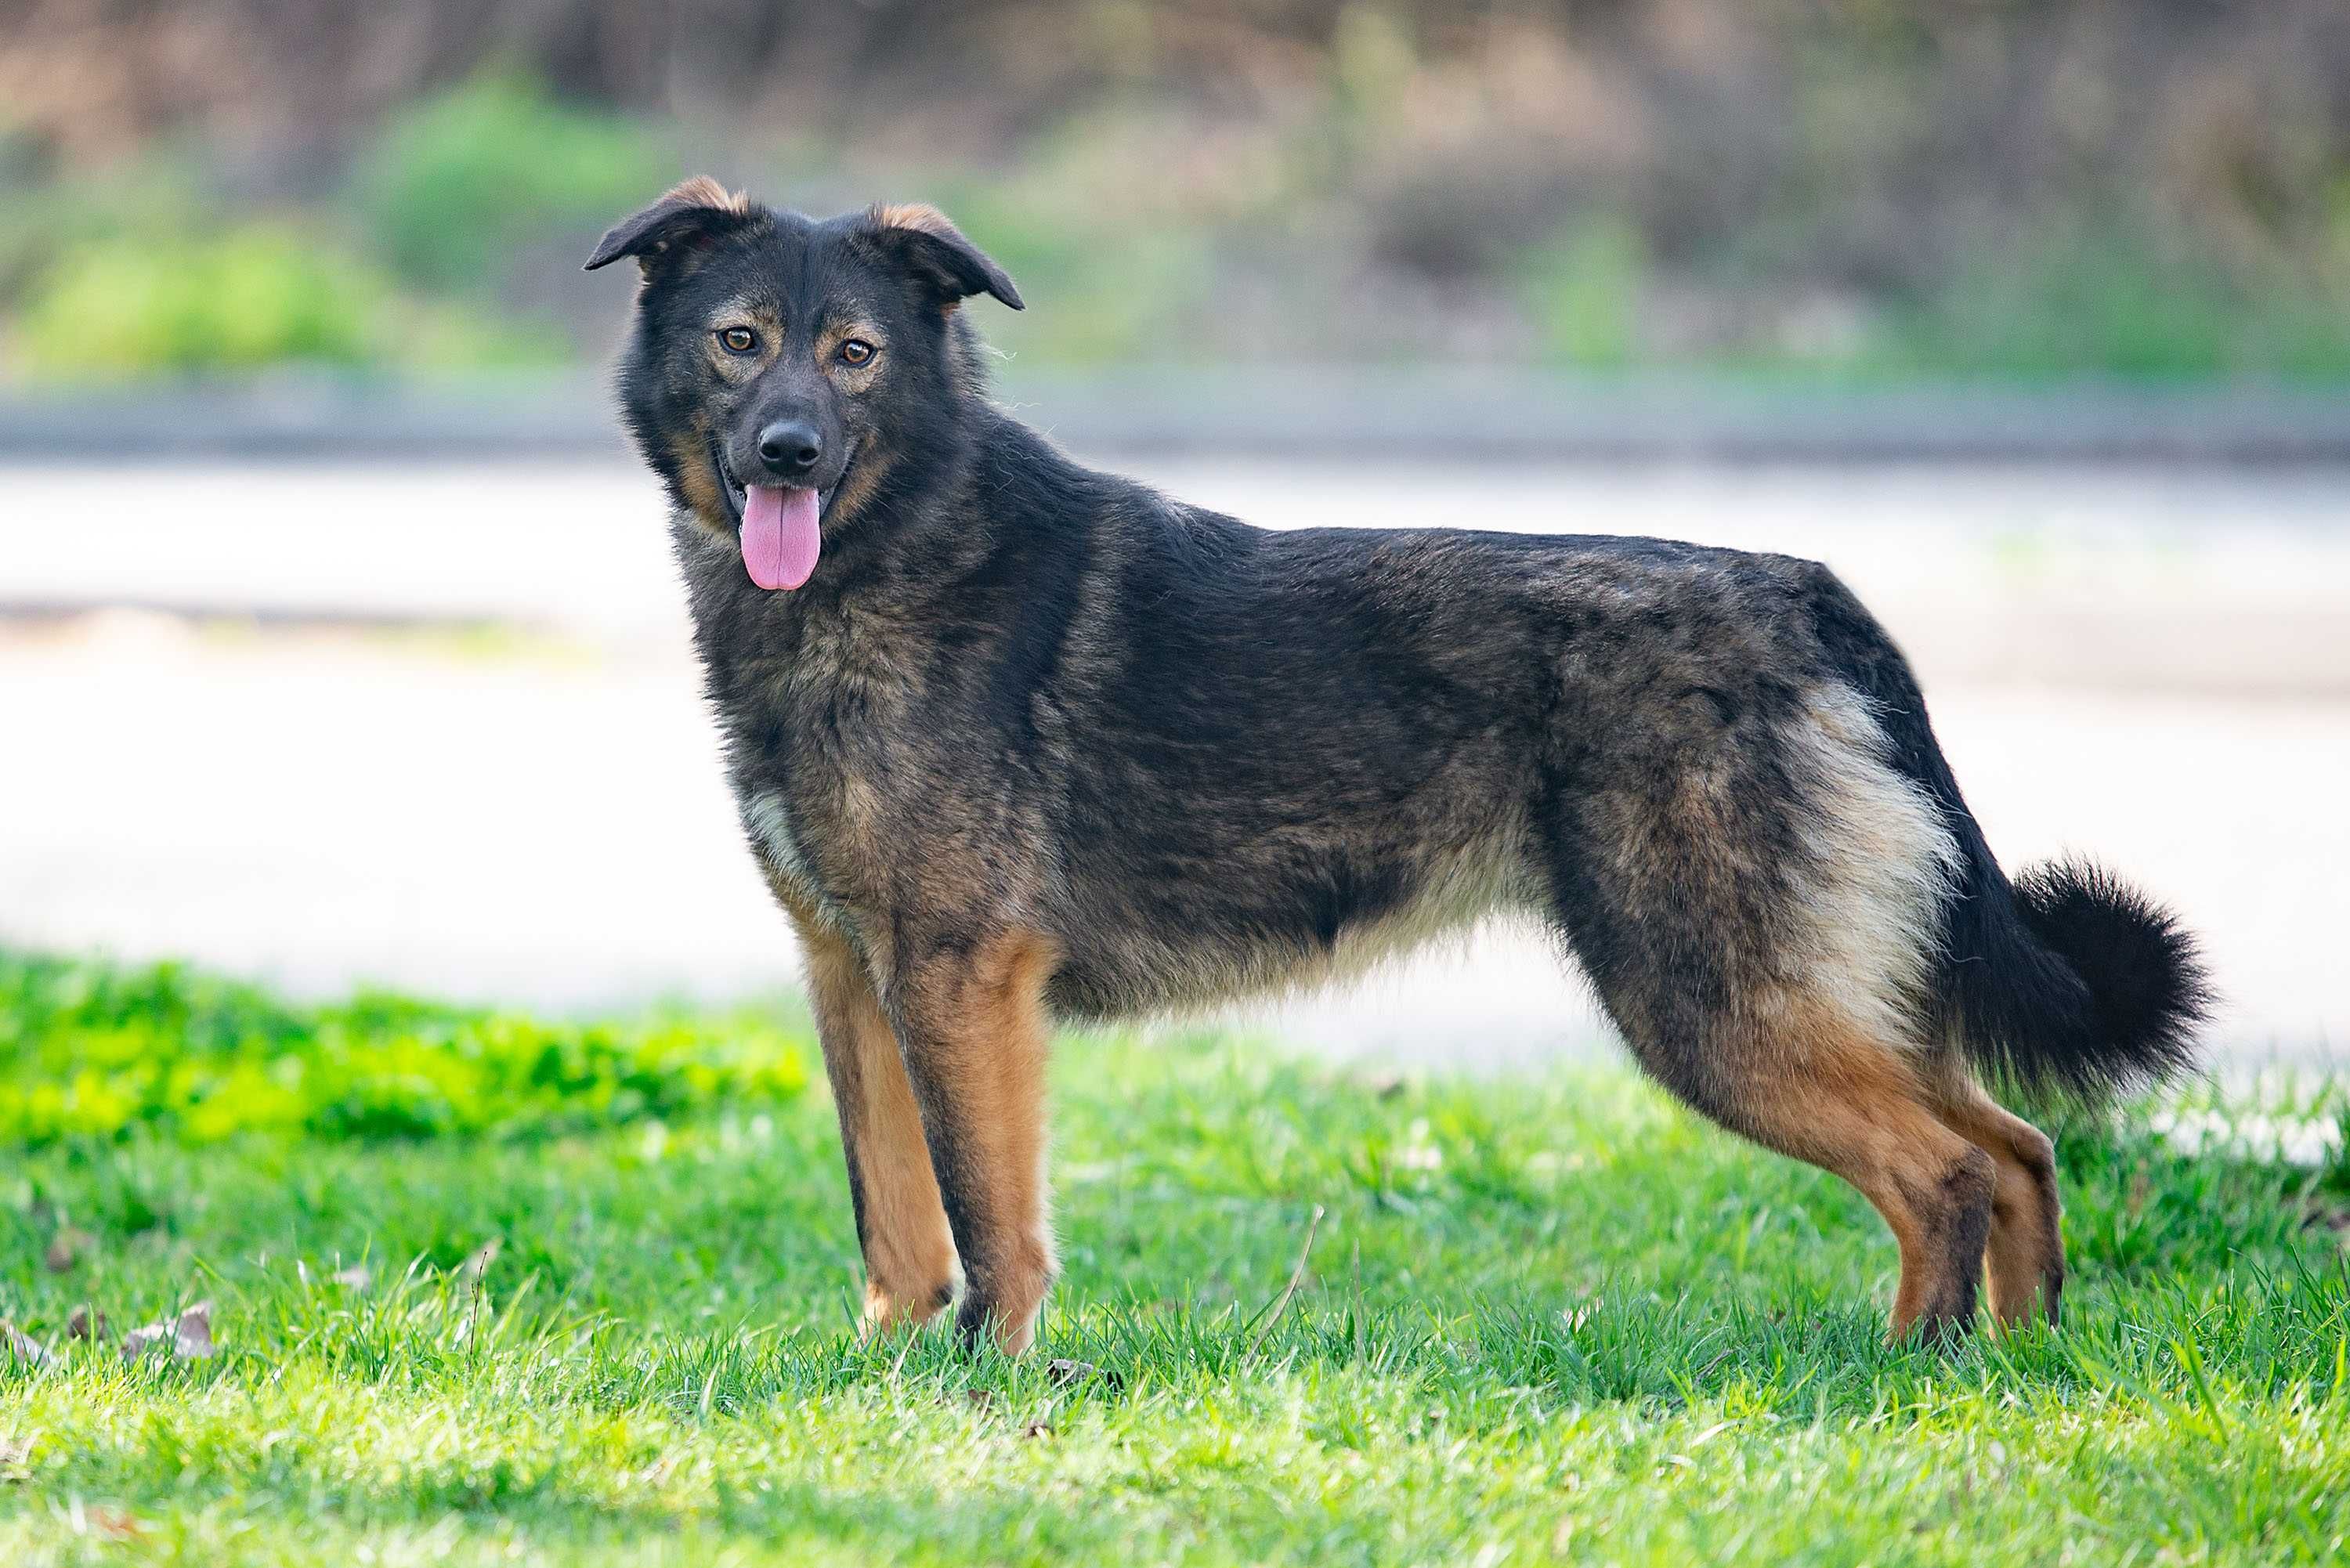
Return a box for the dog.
[588,179,2209,1353]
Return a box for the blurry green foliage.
[17,228,389,374]
[0,951,808,1146]
[13,225,562,377]
[1516,219,1646,369]
[1883,222,2350,381]
[0,150,212,302]
[358,73,669,292]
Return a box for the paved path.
[5,459,2345,1068]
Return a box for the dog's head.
[588,179,1021,591]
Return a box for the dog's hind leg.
[1692,1004,1998,1342]
[1540,681,1994,1339]
[1927,1075,2064,1326]
[884,927,1061,1354]
[794,914,960,1335]
[1557,950,1998,1343]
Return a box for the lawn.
[2,950,2346,1566]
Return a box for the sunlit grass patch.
[0,952,808,1145]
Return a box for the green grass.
[2,951,2347,1565]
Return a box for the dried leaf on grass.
[121,1302,214,1364]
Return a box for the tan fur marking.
[826,443,894,528]
[707,298,783,382]
[871,201,956,237]
[667,424,732,544]
[1727,992,1994,1339]
[1929,1078,2065,1325]
[788,902,957,1336]
[815,317,888,385]
[667,175,746,213]
[891,928,1061,1354]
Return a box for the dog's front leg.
[886,928,1060,1354]
[793,914,960,1336]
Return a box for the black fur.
[2000,857,2213,1092]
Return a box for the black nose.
[756,421,822,477]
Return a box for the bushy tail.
[1936,846,2211,1099]
[1799,559,2212,1099]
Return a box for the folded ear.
[863,203,1024,311]
[584,177,754,274]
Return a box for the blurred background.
[3,1,2346,1068]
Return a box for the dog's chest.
[721,686,913,942]
[702,590,1013,939]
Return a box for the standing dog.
[590,180,2208,1353]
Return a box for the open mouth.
[710,437,855,592]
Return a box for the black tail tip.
[2012,856,2213,1093]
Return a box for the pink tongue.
[740,486,821,591]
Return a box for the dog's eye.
[718,327,757,355]
[837,339,875,367]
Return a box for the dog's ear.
[863,203,1024,312]
[584,177,754,275]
